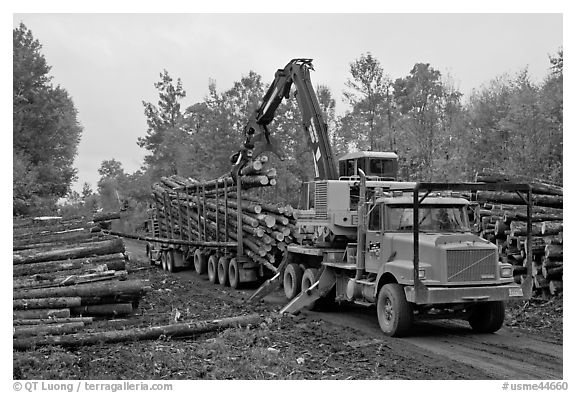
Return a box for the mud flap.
[280,267,337,315]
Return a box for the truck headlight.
[418,269,426,279]
[500,266,513,278]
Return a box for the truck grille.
[446,249,497,282]
[315,182,328,220]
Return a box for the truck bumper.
[404,283,528,305]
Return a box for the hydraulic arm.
[234,58,338,180]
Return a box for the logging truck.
[145,59,533,336]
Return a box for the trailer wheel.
[217,257,230,286]
[146,243,154,265]
[468,301,505,333]
[283,263,303,300]
[228,258,241,289]
[377,284,413,337]
[207,255,218,284]
[194,249,208,275]
[160,251,168,271]
[166,250,175,273]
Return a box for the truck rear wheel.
[228,258,241,289]
[283,263,303,300]
[468,301,505,333]
[194,249,207,275]
[207,255,218,284]
[377,284,413,337]
[300,268,319,310]
[217,257,230,286]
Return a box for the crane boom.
[238,58,338,180]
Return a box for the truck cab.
[281,181,533,337]
[365,194,512,287]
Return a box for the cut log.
[541,221,563,236]
[13,308,70,319]
[509,221,544,237]
[13,253,126,277]
[13,270,127,290]
[13,317,93,325]
[13,238,125,265]
[13,279,150,300]
[13,297,82,310]
[13,313,263,350]
[71,303,134,317]
[13,230,106,249]
[549,280,563,296]
[544,244,563,259]
[240,160,264,175]
[93,211,121,222]
[476,191,562,208]
[542,265,562,280]
[13,322,85,338]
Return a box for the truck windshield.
[386,205,470,232]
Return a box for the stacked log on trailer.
[13,215,150,340]
[150,156,297,273]
[474,171,563,296]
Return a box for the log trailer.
[144,58,533,336]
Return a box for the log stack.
[13,216,150,340]
[474,171,563,296]
[150,157,296,271]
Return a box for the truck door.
[365,204,383,273]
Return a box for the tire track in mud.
[305,305,562,380]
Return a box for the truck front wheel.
[377,284,413,337]
[468,301,505,333]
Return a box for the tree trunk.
[13,313,263,350]
[13,238,125,265]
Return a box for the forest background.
[13,23,563,229]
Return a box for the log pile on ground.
[13,216,150,341]
[474,171,563,296]
[150,156,300,272]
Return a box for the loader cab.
[338,151,398,181]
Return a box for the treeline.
[14,21,561,216]
[120,50,562,210]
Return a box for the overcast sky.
[13,13,562,192]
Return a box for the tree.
[393,63,449,180]
[13,23,82,215]
[341,53,393,151]
[137,70,186,175]
[81,183,94,199]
